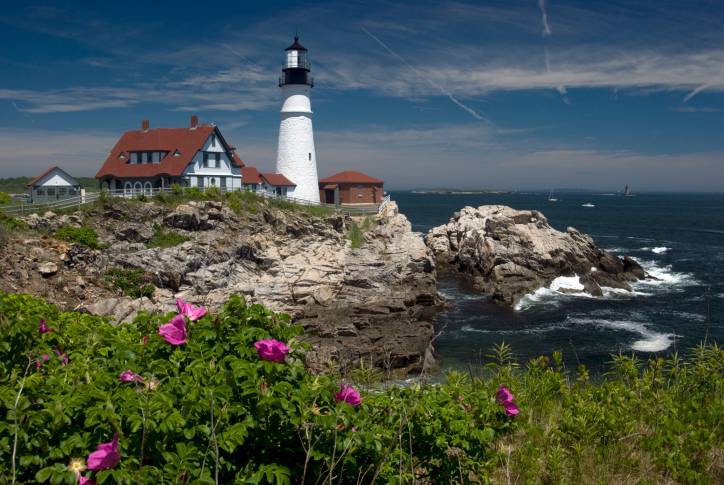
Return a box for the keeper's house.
[96,116,247,194]
[27,166,81,203]
[318,171,384,205]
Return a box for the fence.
[0,186,388,217]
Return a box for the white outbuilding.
[27,166,81,203]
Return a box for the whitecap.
[460,324,566,335]
[632,258,698,289]
[514,275,593,311]
[567,317,676,352]
[651,247,670,254]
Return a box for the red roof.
[241,166,262,184]
[27,166,78,187]
[95,124,244,179]
[261,173,296,186]
[319,171,383,184]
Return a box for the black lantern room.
[279,36,313,87]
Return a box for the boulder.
[425,205,647,307]
[116,223,154,243]
[163,204,202,230]
[38,261,58,277]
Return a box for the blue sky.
[1,0,723,191]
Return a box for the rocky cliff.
[4,198,441,374]
[425,205,646,307]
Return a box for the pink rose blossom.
[254,339,290,363]
[176,298,207,321]
[38,319,52,334]
[335,384,362,407]
[496,385,515,405]
[158,314,188,345]
[119,370,144,383]
[78,475,96,485]
[495,385,519,417]
[503,401,520,417]
[86,433,121,471]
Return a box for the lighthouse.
[275,36,320,203]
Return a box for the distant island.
[411,188,510,195]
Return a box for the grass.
[55,225,102,249]
[345,221,365,249]
[103,266,155,298]
[145,224,189,248]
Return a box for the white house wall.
[182,132,242,189]
[37,171,77,187]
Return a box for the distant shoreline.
[410,189,510,195]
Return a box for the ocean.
[392,191,724,373]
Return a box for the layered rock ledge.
[425,205,645,307]
[4,199,441,374]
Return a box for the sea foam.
[568,317,676,352]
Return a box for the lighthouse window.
[308,152,311,160]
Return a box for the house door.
[325,189,335,204]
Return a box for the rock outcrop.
[7,199,441,375]
[425,205,645,307]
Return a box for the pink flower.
[495,385,519,417]
[335,384,362,407]
[254,339,290,363]
[78,475,96,485]
[503,401,520,417]
[495,385,515,405]
[158,314,187,345]
[119,370,144,383]
[176,298,207,321]
[53,348,69,366]
[38,319,52,334]
[86,433,121,471]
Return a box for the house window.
[203,152,209,168]
[131,153,139,164]
[211,135,217,147]
[36,188,44,196]
[124,182,132,194]
[309,152,311,160]
[214,153,220,168]
[47,188,56,196]
[198,177,204,188]
[210,177,216,186]
[220,176,226,188]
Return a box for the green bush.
[55,226,101,249]
[0,191,11,205]
[103,267,155,299]
[0,291,721,484]
[0,292,512,484]
[145,225,189,249]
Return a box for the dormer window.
[211,135,217,147]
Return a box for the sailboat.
[548,189,558,202]
[623,184,633,197]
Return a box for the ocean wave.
[632,258,699,289]
[641,246,670,254]
[514,275,595,311]
[567,316,676,352]
[460,324,567,335]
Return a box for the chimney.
[141,119,150,131]
[190,115,199,129]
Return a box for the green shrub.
[55,226,101,249]
[0,191,11,205]
[145,225,189,248]
[103,267,155,298]
[0,292,513,484]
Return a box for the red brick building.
[318,171,384,205]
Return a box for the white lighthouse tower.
[275,36,319,203]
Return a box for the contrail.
[538,0,552,36]
[683,84,708,102]
[360,26,490,123]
